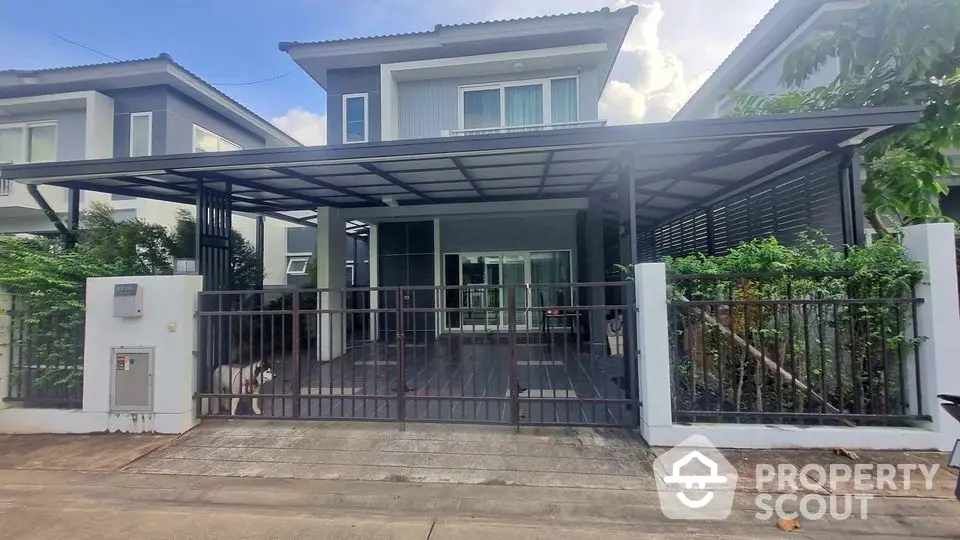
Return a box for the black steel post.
[255,214,265,290]
[837,155,853,252]
[66,188,80,248]
[847,147,867,247]
[617,156,640,425]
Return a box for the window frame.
[129,112,153,157]
[0,121,58,164]
[341,93,369,144]
[192,124,242,153]
[457,76,578,130]
[345,261,355,286]
[285,256,310,276]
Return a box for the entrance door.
[500,254,528,329]
[446,250,571,332]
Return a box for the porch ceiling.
[0,106,920,227]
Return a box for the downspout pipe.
[26,184,74,246]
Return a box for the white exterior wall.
[0,274,203,434]
[232,215,286,287]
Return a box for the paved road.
[1,422,959,538]
[2,469,960,539]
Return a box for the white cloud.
[599,1,705,123]
[271,107,326,146]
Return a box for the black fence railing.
[3,297,85,409]
[667,271,926,426]
[195,283,636,427]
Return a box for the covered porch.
[0,106,920,426]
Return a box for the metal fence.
[195,283,636,427]
[667,271,926,426]
[3,297,85,408]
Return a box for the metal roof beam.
[450,157,487,201]
[536,151,555,198]
[168,169,338,208]
[272,167,386,206]
[358,163,436,203]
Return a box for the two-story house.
[0,54,297,284]
[279,6,637,336]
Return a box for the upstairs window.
[193,125,241,153]
[130,112,153,157]
[342,93,368,143]
[460,77,578,131]
[0,122,57,164]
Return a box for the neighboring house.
[285,223,370,288]
[674,0,960,226]
[0,54,299,285]
[675,0,846,120]
[279,6,636,334]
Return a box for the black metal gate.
[196,283,637,427]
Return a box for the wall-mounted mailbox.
[113,283,143,318]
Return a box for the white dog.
[211,360,274,415]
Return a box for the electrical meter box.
[113,283,143,318]
[110,347,154,412]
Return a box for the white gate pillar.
[902,223,960,451]
[634,263,673,443]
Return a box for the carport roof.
[0,106,920,227]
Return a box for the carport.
[0,106,921,427]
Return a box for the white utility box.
[110,347,154,412]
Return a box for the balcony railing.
[446,119,607,137]
[0,178,11,196]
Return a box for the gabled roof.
[280,6,638,90]
[0,54,301,147]
[674,0,827,120]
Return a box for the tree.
[79,202,173,275]
[729,0,960,234]
[164,209,262,289]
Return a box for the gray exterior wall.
[106,86,266,157]
[106,86,169,157]
[397,68,598,140]
[326,67,381,145]
[0,109,86,161]
[165,89,264,153]
[439,213,578,277]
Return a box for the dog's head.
[253,360,274,386]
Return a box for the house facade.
[0,54,296,284]
[280,6,637,338]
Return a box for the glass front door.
[449,251,570,331]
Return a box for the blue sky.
[0,0,774,144]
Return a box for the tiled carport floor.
[248,337,631,425]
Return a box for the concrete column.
[316,207,347,361]
[634,263,673,443]
[902,223,960,451]
[585,195,605,350]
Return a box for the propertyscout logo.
[653,435,738,520]
[653,435,940,522]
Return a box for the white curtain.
[463,89,501,129]
[505,84,543,127]
[550,78,578,123]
